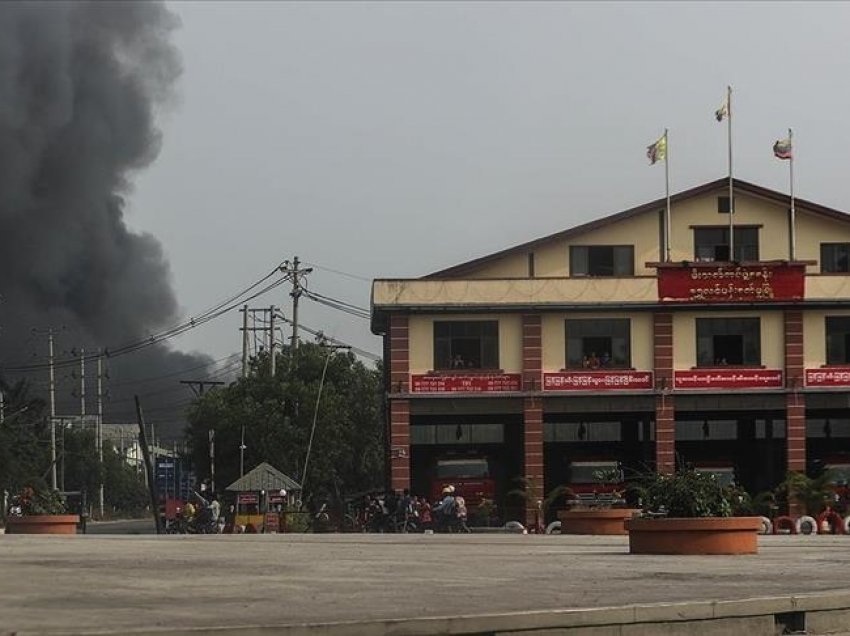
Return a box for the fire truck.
[429,456,496,508]
[564,459,625,507]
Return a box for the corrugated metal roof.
[225,462,301,492]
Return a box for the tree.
[185,343,384,508]
[0,378,51,497]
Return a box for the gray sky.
[128,1,850,363]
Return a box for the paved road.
[1,533,849,634]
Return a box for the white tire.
[844,515,850,534]
[758,516,773,535]
[796,515,817,535]
[545,521,561,535]
[504,520,526,533]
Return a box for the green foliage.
[185,344,384,507]
[14,483,67,515]
[636,468,736,518]
[775,471,835,516]
[0,379,50,497]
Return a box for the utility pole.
[97,351,104,519]
[269,305,276,377]
[280,257,312,366]
[33,328,58,489]
[79,346,86,421]
[241,304,249,378]
[180,379,224,493]
[240,424,246,478]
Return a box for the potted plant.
[557,465,640,536]
[625,468,761,554]
[5,484,80,535]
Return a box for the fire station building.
[370,178,850,519]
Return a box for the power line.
[1,273,290,373]
[303,261,372,283]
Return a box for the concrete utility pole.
[79,347,86,420]
[240,424,246,478]
[97,351,104,519]
[269,305,276,377]
[32,328,58,489]
[241,304,249,378]
[280,257,312,366]
[180,380,224,493]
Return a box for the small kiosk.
[226,462,301,533]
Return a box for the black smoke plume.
[0,2,217,438]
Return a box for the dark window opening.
[717,196,736,214]
[528,252,535,278]
[570,245,634,277]
[566,319,630,368]
[694,227,758,262]
[826,316,850,365]
[696,318,760,366]
[821,243,850,273]
[434,321,499,370]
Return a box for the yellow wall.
[408,314,523,374]
[671,310,784,370]
[797,211,850,268]
[451,188,850,282]
[803,309,850,368]
[465,252,529,278]
[541,312,653,370]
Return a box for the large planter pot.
[625,516,761,555]
[559,508,640,535]
[5,515,79,535]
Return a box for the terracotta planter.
[625,516,761,555]
[5,515,79,535]
[558,508,640,535]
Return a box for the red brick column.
[785,311,806,515]
[389,399,411,492]
[523,397,544,527]
[654,312,675,474]
[388,314,410,492]
[522,314,542,391]
[522,314,544,526]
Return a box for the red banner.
[237,493,259,505]
[410,373,521,393]
[674,369,783,389]
[657,263,805,303]
[543,370,653,391]
[806,368,850,387]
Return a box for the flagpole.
[665,128,671,262]
[727,85,734,261]
[789,127,796,261]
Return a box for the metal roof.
[225,462,301,493]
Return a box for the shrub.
[635,468,736,518]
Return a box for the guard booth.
[225,462,301,533]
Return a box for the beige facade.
[373,178,850,522]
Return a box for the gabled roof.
[225,461,301,493]
[426,177,850,279]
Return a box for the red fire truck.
[564,459,625,506]
[429,456,496,508]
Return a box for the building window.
[565,319,630,368]
[434,321,499,370]
[821,243,850,273]
[717,196,736,214]
[693,227,759,262]
[826,316,850,365]
[570,245,634,277]
[696,317,760,366]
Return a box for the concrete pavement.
[1,533,850,635]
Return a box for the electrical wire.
[303,261,371,283]
[1,274,289,373]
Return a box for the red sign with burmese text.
[657,263,805,303]
[674,369,783,389]
[543,370,653,391]
[411,373,522,393]
[805,369,850,387]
